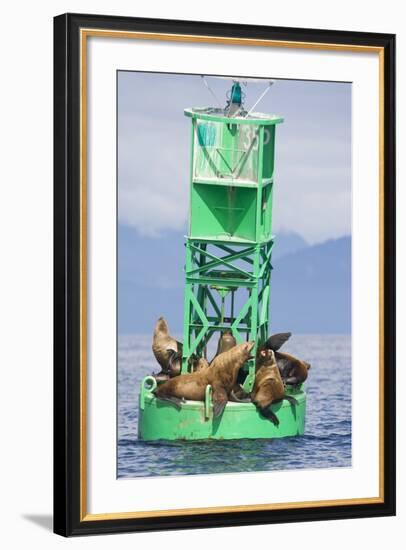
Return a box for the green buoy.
[138,79,307,441]
[139,377,306,441]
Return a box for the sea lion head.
[154,316,169,336]
[256,348,276,368]
[216,330,237,356]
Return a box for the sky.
[118,71,351,245]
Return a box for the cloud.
[118,114,189,236]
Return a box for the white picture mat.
[87,35,380,514]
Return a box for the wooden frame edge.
[53,13,396,536]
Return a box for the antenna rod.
[201,75,222,108]
[246,81,274,116]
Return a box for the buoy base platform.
[138,376,306,441]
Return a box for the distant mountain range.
[270,236,351,333]
[271,231,308,259]
[118,225,351,334]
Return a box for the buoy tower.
[181,82,283,391]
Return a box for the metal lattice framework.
[181,238,273,388]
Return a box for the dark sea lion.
[251,350,298,425]
[263,332,292,352]
[154,341,255,417]
[152,317,183,378]
[258,332,311,386]
[274,351,311,387]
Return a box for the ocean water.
[118,334,351,478]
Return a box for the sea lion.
[274,351,311,387]
[154,341,255,418]
[251,350,298,425]
[214,330,251,402]
[152,317,183,378]
[214,330,237,359]
[258,332,311,386]
[188,337,248,401]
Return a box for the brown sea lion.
[154,341,255,418]
[258,332,311,386]
[214,330,237,359]
[275,351,311,387]
[152,317,183,378]
[214,330,250,402]
[251,350,298,425]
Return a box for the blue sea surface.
[117,334,351,478]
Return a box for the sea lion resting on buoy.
[152,317,183,379]
[154,341,255,418]
[213,330,251,403]
[275,351,311,387]
[251,349,298,425]
[214,330,236,359]
[188,331,236,374]
[258,332,311,387]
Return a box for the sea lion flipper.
[260,407,280,426]
[284,395,299,406]
[230,390,251,403]
[212,387,228,418]
[230,386,251,403]
[265,332,292,351]
[155,395,183,409]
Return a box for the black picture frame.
[54,12,396,536]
